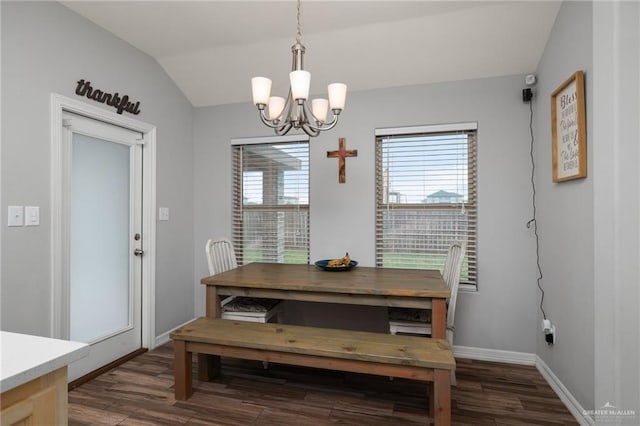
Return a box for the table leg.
[199,285,221,381]
[428,381,434,419]
[174,340,192,400]
[431,298,446,339]
[197,353,220,381]
[433,369,452,425]
[205,285,220,317]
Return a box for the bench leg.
[197,353,221,381]
[174,340,192,400]
[432,369,452,425]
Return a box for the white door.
[62,111,144,381]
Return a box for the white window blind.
[375,126,477,286]
[232,140,309,265]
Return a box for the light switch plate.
[8,206,24,227]
[25,206,40,226]
[159,207,170,221]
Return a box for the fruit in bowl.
[327,252,350,268]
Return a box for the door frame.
[50,93,157,351]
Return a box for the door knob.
[134,248,144,256]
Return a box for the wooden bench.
[171,317,455,425]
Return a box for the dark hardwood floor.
[68,343,578,425]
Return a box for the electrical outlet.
[545,324,556,345]
[542,320,556,345]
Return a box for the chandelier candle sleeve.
[290,70,311,101]
[328,83,347,110]
[251,77,272,106]
[312,99,329,123]
[268,97,286,120]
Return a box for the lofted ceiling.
[62,1,561,108]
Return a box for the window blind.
[375,128,477,286]
[232,141,310,265]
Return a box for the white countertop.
[0,331,89,393]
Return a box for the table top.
[0,331,89,393]
[201,262,450,299]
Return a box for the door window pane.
[70,134,131,342]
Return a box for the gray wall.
[1,1,195,338]
[593,1,640,420]
[193,75,539,352]
[533,0,594,412]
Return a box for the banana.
[327,252,350,267]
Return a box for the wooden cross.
[327,137,358,184]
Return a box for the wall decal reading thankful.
[75,79,141,115]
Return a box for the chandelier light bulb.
[251,77,272,106]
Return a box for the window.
[232,137,309,265]
[375,123,477,287]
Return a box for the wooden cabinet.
[1,331,88,426]
[1,367,68,426]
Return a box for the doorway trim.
[50,93,157,351]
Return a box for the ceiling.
[62,1,561,108]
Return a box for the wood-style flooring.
[68,343,578,425]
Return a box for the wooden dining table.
[198,262,450,380]
[201,262,450,332]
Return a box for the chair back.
[442,241,466,334]
[205,238,238,275]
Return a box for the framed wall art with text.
[551,70,587,183]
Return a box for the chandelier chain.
[296,0,302,44]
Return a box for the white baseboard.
[535,356,594,426]
[154,318,196,348]
[453,345,536,365]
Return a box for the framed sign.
[551,70,586,182]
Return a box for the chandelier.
[250,0,347,137]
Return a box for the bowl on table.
[314,259,358,271]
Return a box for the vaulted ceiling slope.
[62,1,561,108]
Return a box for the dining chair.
[388,241,466,385]
[205,238,283,323]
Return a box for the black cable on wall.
[524,94,547,320]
